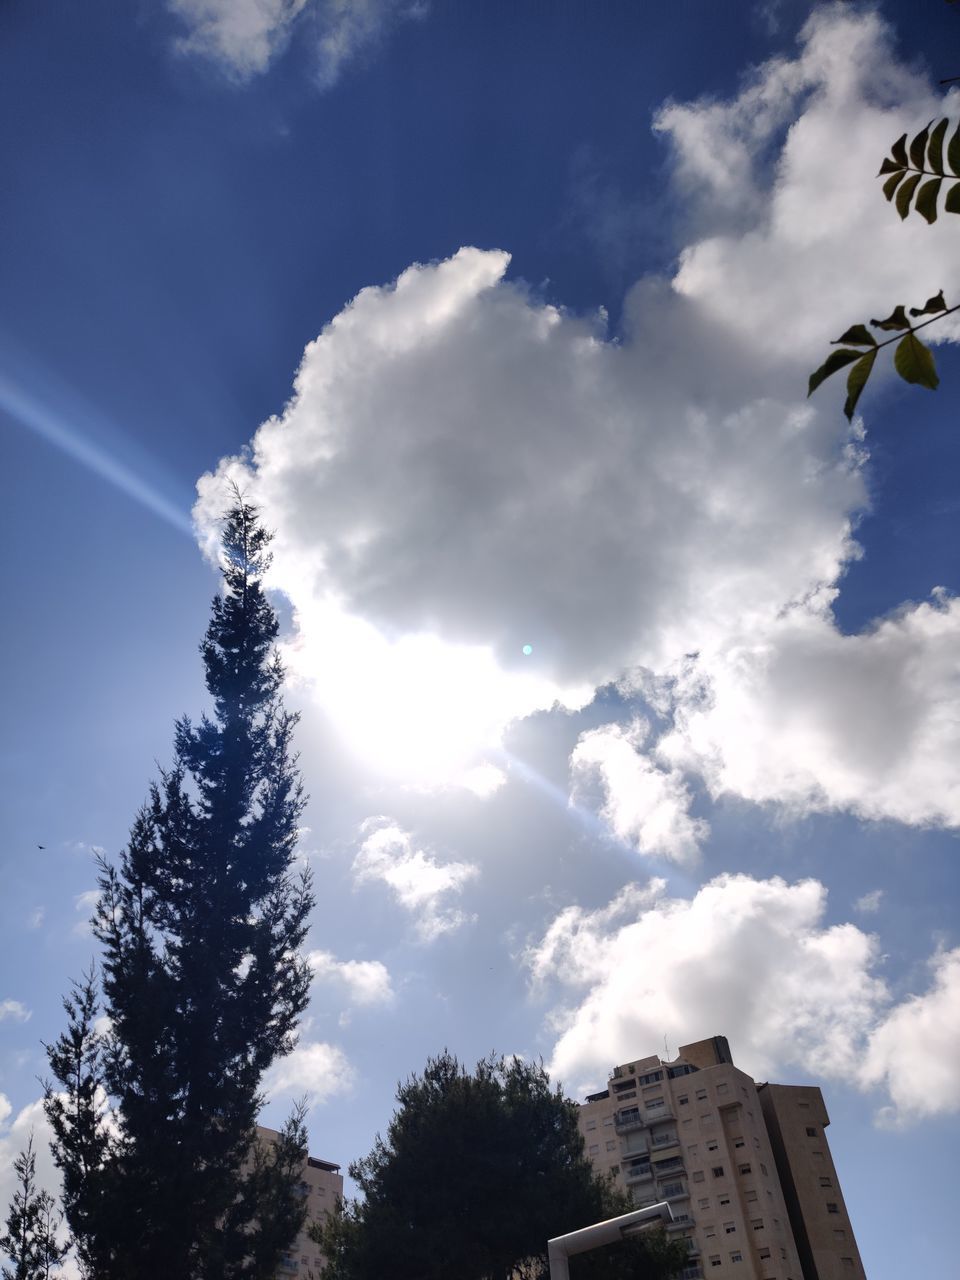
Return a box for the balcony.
[651,1133,679,1150]
[615,1111,644,1133]
[652,1155,684,1174]
[624,1162,653,1182]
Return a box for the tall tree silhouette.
[44,498,315,1279]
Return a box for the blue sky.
[2,1,960,1276]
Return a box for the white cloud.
[167,0,416,85]
[570,719,707,863]
[529,875,960,1124]
[656,593,960,827]
[308,949,394,1006]
[854,888,884,915]
[861,947,960,1124]
[265,1041,353,1104]
[0,999,31,1023]
[528,874,888,1098]
[72,889,100,939]
[27,907,45,929]
[352,819,479,941]
[195,6,960,829]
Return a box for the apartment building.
[577,1037,864,1280]
[252,1125,343,1279]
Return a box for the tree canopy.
[315,1051,687,1280]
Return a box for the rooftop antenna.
[663,1034,671,1062]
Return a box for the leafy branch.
[879,118,960,221]
[808,291,957,418]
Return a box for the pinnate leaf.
[834,325,876,346]
[894,333,939,389]
[915,177,942,223]
[890,133,909,167]
[928,118,948,175]
[882,170,906,202]
[909,291,947,317]
[843,349,878,421]
[870,305,910,331]
[895,172,922,219]
[945,181,960,213]
[808,348,863,397]
[949,121,960,177]
[909,122,932,170]
[878,157,905,176]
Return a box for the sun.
[281,602,574,787]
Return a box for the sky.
[2,1,960,1275]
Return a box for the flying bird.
[37,844,45,849]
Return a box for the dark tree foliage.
[44,499,315,1279]
[0,1134,69,1280]
[315,1052,687,1280]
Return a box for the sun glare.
[282,602,575,786]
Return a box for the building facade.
[576,1037,865,1280]
[252,1125,343,1279]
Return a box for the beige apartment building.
[252,1125,343,1279]
[577,1037,865,1280]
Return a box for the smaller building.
[253,1125,343,1279]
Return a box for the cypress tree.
[44,498,315,1278]
[0,1134,69,1280]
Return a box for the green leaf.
[915,177,942,223]
[882,170,907,201]
[894,333,939,389]
[808,348,863,397]
[909,122,932,170]
[909,290,947,317]
[833,325,877,346]
[843,349,878,421]
[878,157,905,176]
[948,121,960,176]
[890,133,909,167]
[870,305,910,331]
[895,171,922,219]
[945,180,960,213]
[928,118,948,175]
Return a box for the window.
[724,1222,735,1234]
[709,1257,721,1268]
[603,1115,613,1126]
[730,1252,742,1263]
[826,1203,839,1215]
[606,1139,617,1151]
[751,1219,763,1231]
[611,1164,620,1175]
[738,1163,751,1175]
[682,1118,694,1128]
[712,1167,724,1178]
[812,1150,825,1161]
[745,1190,758,1203]
[647,1097,665,1110]
[734,1138,745,1148]
[805,1126,817,1137]
[818,1176,832,1188]
[717,1083,729,1096]
[719,1196,730,1207]
[699,1197,710,1209]
[780,1248,787,1260]
[586,1119,597,1131]
[696,1089,708,1101]
[759,1248,771,1260]
[833,1230,846,1241]
[841,1259,855,1271]
[705,1226,717,1239]
[707,1141,719,1152]
[661,1182,685,1198]
[588,1144,599,1155]
[639,1070,663,1085]
[693,1171,705,1183]
[679,1094,690,1105]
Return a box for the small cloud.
[0,1000,31,1024]
[854,889,884,914]
[353,819,479,943]
[27,907,44,930]
[308,950,394,1007]
[72,889,100,938]
[265,1041,352,1105]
